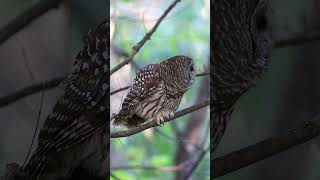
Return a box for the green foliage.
[111,0,209,179]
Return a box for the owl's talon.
[169,112,175,119]
[156,116,165,127]
[161,117,165,126]
[156,118,161,126]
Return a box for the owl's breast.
[135,89,182,123]
[135,87,166,120]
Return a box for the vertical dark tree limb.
[175,64,209,180]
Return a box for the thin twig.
[0,77,64,108]
[20,39,36,84]
[195,72,209,77]
[110,173,121,180]
[212,115,320,178]
[200,120,210,153]
[111,45,142,70]
[110,99,209,138]
[183,147,209,180]
[22,82,46,168]
[155,128,204,151]
[112,165,183,172]
[110,86,130,96]
[0,0,65,45]
[110,72,207,96]
[0,72,208,109]
[110,0,182,75]
[274,32,320,48]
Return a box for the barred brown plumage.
[212,0,273,154]
[22,19,109,180]
[112,55,195,128]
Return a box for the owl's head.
[250,0,273,67]
[160,55,195,91]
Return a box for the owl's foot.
[156,116,165,127]
[169,112,175,119]
[111,113,117,120]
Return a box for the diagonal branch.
[111,72,208,95]
[111,165,183,172]
[110,86,131,96]
[0,77,64,108]
[183,146,209,180]
[110,0,181,75]
[212,115,320,178]
[111,45,142,70]
[274,32,320,49]
[0,71,208,108]
[0,0,65,45]
[110,99,210,138]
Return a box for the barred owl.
[21,19,109,180]
[212,0,272,153]
[112,55,195,128]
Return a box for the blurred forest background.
[0,0,106,176]
[216,0,320,180]
[110,0,210,180]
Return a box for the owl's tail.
[111,113,146,128]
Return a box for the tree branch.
[110,86,131,96]
[274,32,320,49]
[183,147,209,180]
[0,0,65,45]
[110,173,122,180]
[111,45,142,70]
[110,0,181,75]
[110,100,209,138]
[0,77,64,108]
[0,71,207,108]
[111,72,208,96]
[212,116,320,178]
[111,165,183,172]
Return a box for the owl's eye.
[190,65,194,71]
[256,14,267,31]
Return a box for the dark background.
[0,0,106,175]
[216,0,320,180]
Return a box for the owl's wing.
[23,19,109,178]
[115,64,162,120]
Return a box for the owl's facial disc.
[187,61,196,85]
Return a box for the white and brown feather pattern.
[112,64,162,127]
[112,55,195,128]
[135,83,166,120]
[23,19,109,179]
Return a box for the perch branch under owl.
[111,99,209,138]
